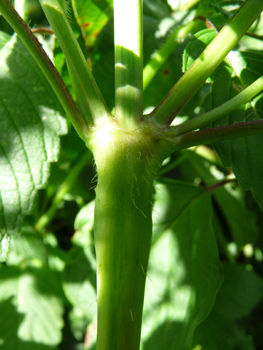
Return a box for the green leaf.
[192,263,263,350]
[203,50,263,209]
[143,9,199,115]
[143,0,171,20]
[141,184,222,350]
[91,18,115,110]
[0,265,64,349]
[43,233,68,272]
[72,0,113,52]
[152,179,204,243]
[5,227,47,266]
[196,0,243,23]
[68,306,97,344]
[63,246,96,319]
[193,313,255,350]
[0,33,67,261]
[183,28,217,78]
[184,28,263,209]
[214,264,263,319]
[0,30,9,48]
[62,202,97,342]
[186,150,258,246]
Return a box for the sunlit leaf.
[0,34,67,261]
[184,28,263,209]
[0,265,64,349]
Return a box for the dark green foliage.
[0,0,263,349]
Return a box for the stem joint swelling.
[88,120,172,350]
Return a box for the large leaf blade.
[141,181,223,350]
[0,265,64,349]
[208,50,263,209]
[192,263,263,350]
[0,33,67,261]
[186,150,258,246]
[62,201,97,345]
[183,28,263,208]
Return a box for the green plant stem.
[39,0,111,124]
[158,153,188,176]
[149,0,263,127]
[174,75,263,135]
[143,18,206,90]
[171,120,263,150]
[68,65,93,125]
[0,0,87,141]
[177,0,199,11]
[31,27,54,35]
[88,121,171,350]
[35,151,92,231]
[114,0,143,129]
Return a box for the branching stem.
[171,120,263,150]
[174,76,263,136]
[143,18,206,90]
[39,0,112,125]
[149,0,263,127]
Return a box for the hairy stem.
[88,121,171,350]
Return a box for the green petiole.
[0,0,87,141]
[39,0,112,125]
[174,75,263,136]
[143,18,206,90]
[171,120,263,150]
[149,0,263,128]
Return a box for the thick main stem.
[88,121,171,350]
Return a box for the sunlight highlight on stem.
[114,0,143,129]
[149,0,263,128]
[39,0,112,124]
